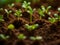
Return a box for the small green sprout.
[54,13,58,19]
[22,1,31,10]
[8,3,14,8]
[25,24,39,31]
[14,9,22,20]
[0,34,9,40]
[8,24,15,30]
[4,9,12,17]
[0,15,4,22]
[18,34,26,40]
[49,13,60,23]
[38,9,45,19]
[54,13,60,21]
[41,5,51,13]
[58,7,60,12]
[30,36,43,41]
[27,7,35,22]
[48,17,57,23]
[38,6,51,19]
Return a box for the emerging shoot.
[27,7,35,22]
[8,24,15,30]
[18,34,26,40]
[0,34,9,40]
[22,1,31,10]
[25,24,39,31]
[4,9,12,17]
[48,17,57,23]
[8,3,14,8]
[41,5,51,13]
[38,9,45,19]
[14,9,22,20]
[54,13,60,21]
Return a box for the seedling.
[0,15,4,22]
[25,24,39,31]
[54,13,60,21]
[8,24,15,30]
[41,5,51,13]
[27,7,35,22]
[18,34,26,40]
[54,13,58,19]
[30,36,43,41]
[22,1,31,10]
[14,9,22,20]
[0,34,9,40]
[48,17,57,23]
[4,9,12,17]
[38,8,45,19]
[8,3,14,8]
[38,5,51,19]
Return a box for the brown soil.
[0,2,60,45]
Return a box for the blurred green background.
[0,0,60,7]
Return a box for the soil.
[0,2,60,45]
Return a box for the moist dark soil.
[0,2,60,45]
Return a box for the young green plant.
[14,9,22,20]
[41,5,51,13]
[38,5,51,19]
[25,24,39,31]
[38,8,45,19]
[8,24,15,30]
[4,9,12,17]
[17,34,26,40]
[22,1,31,10]
[27,7,35,22]
[0,34,9,40]
[0,15,4,22]
[54,13,60,21]
[8,3,14,8]
[48,17,57,23]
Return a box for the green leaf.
[48,17,57,23]
[8,3,14,8]
[22,1,30,10]
[18,34,26,40]
[0,34,9,40]
[25,24,39,31]
[14,9,22,18]
[38,9,45,17]
[4,9,12,15]
[8,24,15,30]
